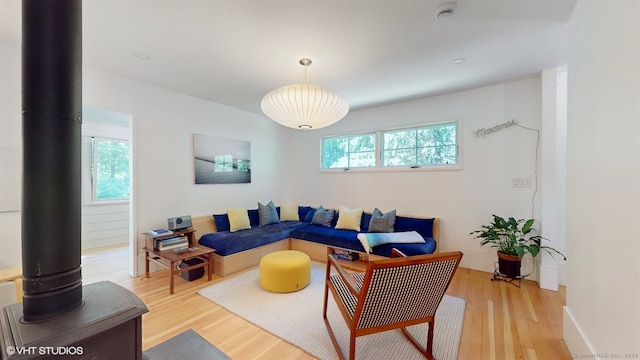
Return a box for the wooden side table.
[143,228,215,294]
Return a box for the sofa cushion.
[299,206,313,222]
[303,207,316,222]
[311,206,335,227]
[199,221,307,256]
[213,213,230,232]
[290,224,366,253]
[280,203,299,221]
[258,201,280,226]
[395,215,434,238]
[335,206,364,231]
[248,209,260,227]
[368,208,396,233]
[228,208,251,232]
[290,223,437,257]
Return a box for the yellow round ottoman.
[259,250,311,293]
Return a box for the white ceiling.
[0,0,576,115]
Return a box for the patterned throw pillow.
[258,201,280,226]
[368,208,396,233]
[311,206,335,227]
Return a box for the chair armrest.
[326,250,361,297]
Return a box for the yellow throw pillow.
[228,208,251,232]
[335,206,364,231]
[280,203,299,221]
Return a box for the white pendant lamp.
[261,58,349,130]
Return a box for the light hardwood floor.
[85,248,572,359]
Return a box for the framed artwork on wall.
[193,134,251,184]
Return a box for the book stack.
[149,228,173,237]
[156,236,188,251]
[333,249,359,261]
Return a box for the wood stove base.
[0,281,148,360]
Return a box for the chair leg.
[324,283,346,360]
[349,332,356,360]
[401,320,435,360]
[323,312,347,360]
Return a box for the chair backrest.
[355,251,462,330]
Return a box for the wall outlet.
[512,177,531,188]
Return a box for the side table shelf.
[143,228,215,294]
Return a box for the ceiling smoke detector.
[436,2,457,20]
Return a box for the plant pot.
[497,251,521,277]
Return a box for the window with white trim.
[90,137,130,200]
[382,122,458,167]
[320,121,459,170]
[321,133,376,169]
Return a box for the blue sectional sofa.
[193,206,438,277]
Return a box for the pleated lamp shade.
[260,82,349,130]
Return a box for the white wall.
[287,77,546,273]
[83,67,292,275]
[563,0,640,356]
[0,41,292,274]
[0,41,22,269]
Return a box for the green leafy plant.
[470,215,566,260]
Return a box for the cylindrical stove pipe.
[21,0,83,322]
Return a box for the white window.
[90,137,130,200]
[382,122,458,167]
[320,121,459,171]
[321,133,376,169]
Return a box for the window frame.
[381,121,460,169]
[320,119,462,173]
[89,136,131,202]
[320,132,377,170]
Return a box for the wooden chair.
[323,248,463,360]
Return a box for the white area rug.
[198,262,465,360]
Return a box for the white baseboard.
[563,306,596,358]
[537,252,559,290]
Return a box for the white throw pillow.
[227,208,251,232]
[280,203,299,221]
[335,206,364,231]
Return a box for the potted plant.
[470,215,566,278]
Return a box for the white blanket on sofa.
[357,231,425,254]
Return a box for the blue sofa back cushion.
[213,214,230,232]
[360,212,372,232]
[394,216,434,238]
[299,206,312,222]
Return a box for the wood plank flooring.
[85,248,572,359]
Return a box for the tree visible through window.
[382,122,457,167]
[322,133,376,169]
[91,137,130,200]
